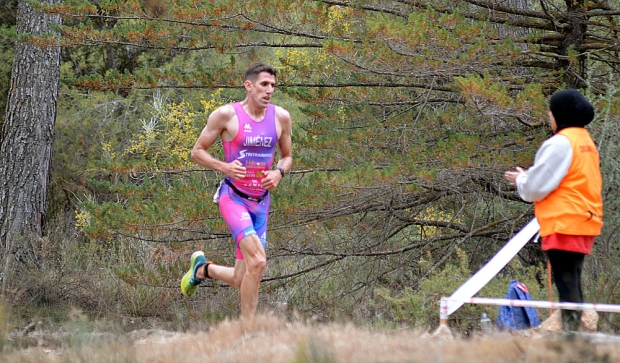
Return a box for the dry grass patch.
[3,313,620,362]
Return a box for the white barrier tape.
[445,218,540,316]
[443,297,620,314]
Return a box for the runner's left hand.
[261,169,282,190]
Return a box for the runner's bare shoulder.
[209,103,237,124]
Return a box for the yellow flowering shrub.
[123,90,224,170]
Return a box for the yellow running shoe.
[180,251,207,297]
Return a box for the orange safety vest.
[534,127,603,237]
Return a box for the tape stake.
[439,298,449,319]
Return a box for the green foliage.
[582,76,620,331]
[70,90,227,240]
[372,248,546,332]
[29,0,620,333]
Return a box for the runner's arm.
[191,105,246,180]
[275,107,293,174]
[261,107,292,190]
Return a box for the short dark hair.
[244,62,277,82]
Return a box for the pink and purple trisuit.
[218,102,278,259]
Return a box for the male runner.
[181,62,293,319]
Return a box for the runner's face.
[246,72,276,107]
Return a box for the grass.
[2,313,620,363]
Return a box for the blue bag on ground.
[496,280,541,331]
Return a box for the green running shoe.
[181,251,207,297]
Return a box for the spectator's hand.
[504,167,525,186]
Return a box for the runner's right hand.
[226,160,246,180]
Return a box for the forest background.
[1,0,620,350]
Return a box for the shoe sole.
[181,251,205,297]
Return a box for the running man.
[181,62,293,319]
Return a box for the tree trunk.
[559,0,589,88]
[0,0,61,278]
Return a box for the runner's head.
[243,63,277,107]
[244,62,277,83]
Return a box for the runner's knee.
[248,256,266,274]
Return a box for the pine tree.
[26,0,620,323]
[0,0,61,283]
